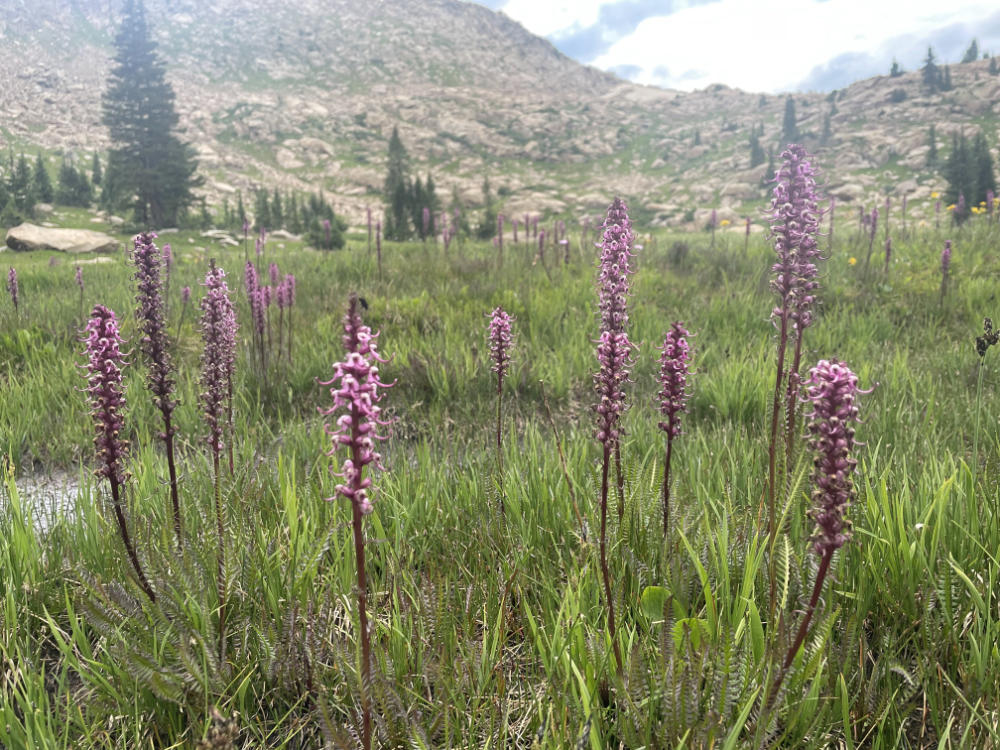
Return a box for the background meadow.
[1,209,999,748]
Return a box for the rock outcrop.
[5,223,120,254]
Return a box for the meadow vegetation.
[1,197,999,748]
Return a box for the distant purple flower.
[488,306,514,385]
[163,243,173,270]
[497,214,504,256]
[745,216,751,236]
[941,240,951,275]
[245,261,265,338]
[957,193,966,219]
[512,218,519,243]
[656,323,692,440]
[422,207,430,238]
[322,218,331,246]
[320,294,393,516]
[803,359,867,555]
[256,229,266,260]
[884,237,892,274]
[269,261,280,286]
[75,266,84,291]
[6,267,18,312]
[131,232,177,420]
[242,220,250,236]
[199,262,238,461]
[83,305,129,486]
[710,208,717,229]
[182,286,191,305]
[770,145,821,333]
[656,321,692,535]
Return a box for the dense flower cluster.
[199,263,238,457]
[276,273,296,310]
[803,359,866,556]
[769,145,821,332]
[656,322,692,439]
[941,240,952,275]
[598,197,635,334]
[75,266,84,291]
[132,232,177,420]
[83,305,129,485]
[594,198,637,449]
[6,267,18,311]
[321,295,392,515]
[244,261,266,337]
[488,306,514,385]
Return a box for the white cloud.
[498,0,607,37]
[492,0,998,92]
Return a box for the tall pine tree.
[32,153,54,204]
[383,126,411,240]
[781,97,798,143]
[102,0,200,227]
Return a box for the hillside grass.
[1,215,999,748]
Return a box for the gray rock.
[5,223,119,254]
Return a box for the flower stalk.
[488,306,513,513]
[656,322,692,536]
[320,294,393,750]
[198,260,238,658]
[132,232,183,549]
[83,305,155,603]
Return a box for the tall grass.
[0,216,998,747]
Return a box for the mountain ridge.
[1,0,998,228]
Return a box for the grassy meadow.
[1,211,999,748]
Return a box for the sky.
[472,0,1000,92]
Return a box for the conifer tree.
[922,47,940,91]
[942,65,953,91]
[889,59,904,77]
[990,56,999,75]
[271,188,283,230]
[56,160,93,207]
[927,125,938,166]
[476,176,497,240]
[749,125,766,166]
[962,39,979,63]
[92,152,103,186]
[102,0,200,227]
[254,189,270,232]
[972,132,997,203]
[9,154,34,214]
[782,97,798,143]
[383,126,411,240]
[32,153,54,204]
[235,192,247,232]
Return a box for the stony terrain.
[1,0,998,227]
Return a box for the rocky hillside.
[1,0,998,228]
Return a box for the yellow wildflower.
[931,192,940,198]
[720,219,731,227]
[848,256,857,266]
